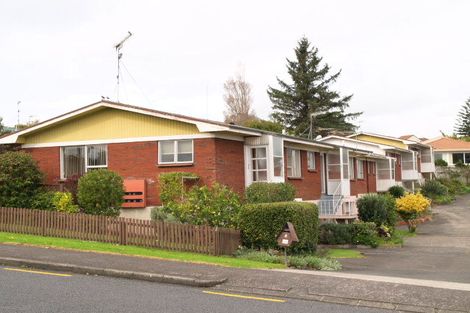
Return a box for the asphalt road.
[0,266,392,313]
[341,194,470,283]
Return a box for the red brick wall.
[285,150,322,200]
[24,147,60,185]
[24,138,245,206]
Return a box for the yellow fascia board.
[23,108,200,145]
[354,134,407,149]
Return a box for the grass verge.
[326,249,364,259]
[0,232,285,269]
[378,229,416,247]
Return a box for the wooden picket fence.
[0,207,240,256]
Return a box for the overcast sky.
[1,0,469,138]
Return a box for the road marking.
[2,267,72,277]
[203,291,286,303]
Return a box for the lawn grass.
[326,248,364,259]
[378,229,416,247]
[0,232,285,269]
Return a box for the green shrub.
[357,194,397,228]
[31,191,56,210]
[52,192,79,213]
[239,202,319,252]
[388,185,405,198]
[436,178,470,195]
[235,249,281,264]
[245,182,296,203]
[433,195,455,205]
[421,180,448,199]
[150,206,179,223]
[319,222,379,248]
[77,169,125,216]
[0,151,44,208]
[435,159,448,167]
[159,172,200,205]
[166,183,241,228]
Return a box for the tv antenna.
[16,101,21,130]
[114,31,133,102]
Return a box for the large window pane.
[287,149,301,178]
[63,146,85,178]
[87,145,107,167]
[307,151,316,170]
[273,156,283,177]
[453,153,464,165]
[177,140,193,162]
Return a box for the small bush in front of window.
[77,169,125,216]
[388,185,405,198]
[52,192,79,213]
[245,182,296,203]
[434,159,448,167]
[420,180,449,199]
[318,222,379,248]
[357,194,397,229]
[0,151,44,208]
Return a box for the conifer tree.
[268,37,361,138]
[454,98,470,137]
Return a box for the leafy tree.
[243,119,283,133]
[454,98,470,137]
[268,37,361,138]
[223,72,256,124]
[0,151,44,208]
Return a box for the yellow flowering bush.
[395,193,431,232]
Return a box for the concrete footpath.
[0,243,469,313]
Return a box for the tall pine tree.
[454,98,470,137]
[268,37,361,138]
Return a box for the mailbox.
[277,222,299,247]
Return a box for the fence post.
[119,220,127,245]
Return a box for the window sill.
[307,169,317,173]
[287,176,303,180]
[157,163,194,168]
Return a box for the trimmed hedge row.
[318,222,379,247]
[245,182,296,203]
[239,201,319,252]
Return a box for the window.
[251,147,268,182]
[307,151,316,171]
[368,161,376,175]
[272,137,284,177]
[158,140,193,164]
[287,149,301,178]
[349,158,355,180]
[61,145,107,179]
[357,160,364,179]
[452,153,464,165]
[434,153,443,161]
[391,159,396,180]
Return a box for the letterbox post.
[277,222,299,266]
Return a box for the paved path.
[341,194,470,283]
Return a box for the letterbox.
[277,222,299,247]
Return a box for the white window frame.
[158,140,194,164]
[287,149,301,178]
[349,157,355,180]
[357,159,364,179]
[60,144,108,179]
[271,137,284,179]
[307,151,316,171]
[251,146,268,182]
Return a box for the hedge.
[357,194,397,227]
[245,182,296,203]
[239,201,319,252]
[319,222,379,247]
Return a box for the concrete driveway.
[341,194,470,283]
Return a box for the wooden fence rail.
[0,207,241,256]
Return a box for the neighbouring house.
[347,132,436,190]
[424,136,470,167]
[0,100,349,220]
